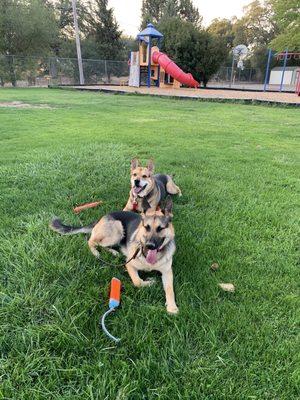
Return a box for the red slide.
[152,51,199,88]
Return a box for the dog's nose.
[146,242,156,250]
[134,179,140,186]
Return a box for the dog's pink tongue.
[133,187,142,194]
[146,249,158,264]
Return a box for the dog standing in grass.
[50,197,178,314]
[123,158,182,213]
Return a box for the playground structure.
[296,69,300,96]
[128,23,199,89]
[264,49,300,95]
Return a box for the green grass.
[0,88,299,399]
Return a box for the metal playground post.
[263,49,272,92]
[279,49,288,92]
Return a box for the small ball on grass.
[210,262,219,271]
[218,283,235,292]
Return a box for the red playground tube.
[152,51,199,88]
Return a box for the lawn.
[0,88,299,399]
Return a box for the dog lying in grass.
[50,197,178,314]
[123,158,182,213]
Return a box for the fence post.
[279,48,288,92]
[229,52,235,88]
[11,55,17,87]
[105,60,108,83]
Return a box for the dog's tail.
[49,218,97,235]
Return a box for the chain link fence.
[0,55,129,87]
[209,66,265,90]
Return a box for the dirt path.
[0,101,52,108]
[72,85,300,105]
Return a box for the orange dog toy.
[101,278,122,342]
[73,200,103,214]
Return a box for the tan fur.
[166,180,182,195]
[88,217,123,258]
[87,208,178,314]
[123,158,182,212]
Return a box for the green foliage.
[0,0,58,85]
[232,1,277,48]
[121,36,138,59]
[85,0,123,61]
[270,0,300,50]
[141,0,167,27]
[207,0,299,71]
[0,88,299,399]
[207,18,235,49]
[0,0,58,56]
[178,0,202,26]
[206,1,279,70]
[141,0,201,29]
[158,17,227,85]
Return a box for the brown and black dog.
[50,197,178,314]
[123,158,182,213]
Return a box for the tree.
[269,0,300,50]
[83,0,123,82]
[233,1,277,48]
[121,36,138,59]
[0,0,59,85]
[52,0,87,36]
[207,18,237,70]
[141,0,201,28]
[207,1,279,72]
[163,0,179,20]
[207,18,235,49]
[85,0,123,60]
[140,0,164,28]
[0,0,58,56]
[157,17,227,86]
[231,1,279,72]
[178,0,202,26]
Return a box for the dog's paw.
[167,304,179,314]
[108,249,119,257]
[141,278,156,287]
[91,250,100,258]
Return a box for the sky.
[109,0,251,37]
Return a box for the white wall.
[269,70,293,85]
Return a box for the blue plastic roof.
[137,23,163,39]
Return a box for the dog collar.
[132,200,138,212]
[132,194,138,212]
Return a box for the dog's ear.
[162,196,173,217]
[147,159,154,174]
[131,158,140,170]
[141,197,151,214]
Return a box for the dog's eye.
[144,225,151,232]
[142,175,148,179]
[157,224,168,232]
[133,173,137,177]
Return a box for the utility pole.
[71,0,84,85]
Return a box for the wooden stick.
[73,200,103,214]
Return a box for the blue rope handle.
[101,308,121,343]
